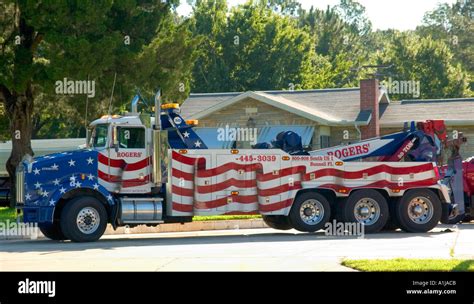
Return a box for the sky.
[177,0,459,31]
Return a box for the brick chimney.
[360,79,380,139]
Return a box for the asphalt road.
[0,224,473,271]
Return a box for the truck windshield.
[90,124,109,148]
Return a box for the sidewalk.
[0,219,267,240]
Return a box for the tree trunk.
[1,10,39,208]
[2,85,34,208]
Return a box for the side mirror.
[112,126,119,152]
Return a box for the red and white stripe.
[170,150,440,216]
[98,152,153,193]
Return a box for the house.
[180,79,474,157]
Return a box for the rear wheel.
[60,196,108,242]
[342,190,389,233]
[383,198,401,231]
[39,221,67,241]
[262,215,292,230]
[395,189,441,233]
[289,192,331,232]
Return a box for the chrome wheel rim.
[300,199,325,225]
[76,207,100,234]
[354,198,380,225]
[408,196,433,224]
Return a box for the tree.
[335,0,372,37]
[133,14,200,103]
[0,0,200,207]
[188,0,230,93]
[259,0,301,16]
[417,1,474,91]
[298,5,368,87]
[376,32,470,99]
[222,2,315,91]
[190,1,328,92]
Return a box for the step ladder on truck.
[15,89,471,242]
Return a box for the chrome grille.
[16,166,25,205]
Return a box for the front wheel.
[39,221,68,241]
[60,196,108,242]
[395,189,441,233]
[289,192,331,232]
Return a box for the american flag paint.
[21,149,113,222]
[169,149,442,217]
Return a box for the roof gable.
[181,88,390,126]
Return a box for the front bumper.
[21,206,54,224]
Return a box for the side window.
[93,124,108,148]
[118,127,145,149]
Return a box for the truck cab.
[88,115,153,194]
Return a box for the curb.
[0,219,268,240]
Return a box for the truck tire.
[342,190,389,233]
[60,196,108,242]
[382,199,400,231]
[395,189,441,233]
[39,222,67,241]
[262,215,292,230]
[289,192,331,232]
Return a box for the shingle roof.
[181,89,474,127]
[181,88,372,125]
[180,92,241,119]
[380,98,474,126]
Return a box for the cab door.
[109,126,151,193]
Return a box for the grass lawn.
[193,215,261,221]
[342,258,474,272]
[0,207,17,223]
[0,207,260,223]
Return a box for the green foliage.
[0,0,198,140]
[417,1,474,91]
[188,0,229,93]
[193,215,261,221]
[335,0,372,36]
[298,5,370,87]
[133,15,201,104]
[190,0,330,92]
[1,0,473,141]
[342,258,474,272]
[222,2,313,91]
[376,31,471,99]
[0,207,16,223]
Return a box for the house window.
[320,135,330,148]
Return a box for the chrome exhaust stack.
[152,89,169,186]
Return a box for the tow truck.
[14,89,471,242]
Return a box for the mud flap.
[441,203,451,224]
